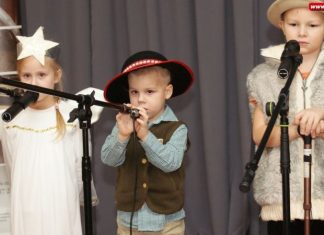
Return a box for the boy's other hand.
[135,107,149,141]
[116,111,134,141]
[294,107,324,138]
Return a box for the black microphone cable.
[130,118,139,235]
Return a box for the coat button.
[141,158,147,164]
[143,183,147,188]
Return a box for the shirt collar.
[148,105,178,127]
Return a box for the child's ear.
[54,69,62,83]
[278,20,287,38]
[278,20,284,31]
[165,84,173,100]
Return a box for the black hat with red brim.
[103,50,194,104]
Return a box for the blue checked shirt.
[101,105,187,231]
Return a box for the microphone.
[0,87,23,98]
[2,91,39,122]
[277,40,303,79]
[120,104,140,119]
[68,102,140,123]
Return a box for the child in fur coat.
[247,0,324,234]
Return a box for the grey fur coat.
[247,44,324,221]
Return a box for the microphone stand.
[240,54,302,235]
[280,90,291,235]
[0,76,132,235]
[300,134,312,235]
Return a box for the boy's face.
[17,56,61,109]
[128,70,173,122]
[279,8,324,57]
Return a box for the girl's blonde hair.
[16,57,66,139]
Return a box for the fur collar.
[260,43,324,61]
[261,44,284,60]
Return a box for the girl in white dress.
[0,26,101,235]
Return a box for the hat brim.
[267,0,324,27]
[104,60,194,104]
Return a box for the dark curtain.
[16,0,285,234]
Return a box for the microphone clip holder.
[68,91,95,124]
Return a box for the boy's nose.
[298,26,307,37]
[138,93,145,103]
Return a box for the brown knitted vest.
[115,121,186,214]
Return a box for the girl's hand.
[134,107,149,141]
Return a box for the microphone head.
[239,182,250,193]
[129,108,140,119]
[20,91,39,107]
[283,40,300,56]
[28,91,39,101]
[1,91,40,122]
[278,40,303,79]
[2,112,12,122]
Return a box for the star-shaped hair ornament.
[16,26,59,65]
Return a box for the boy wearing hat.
[247,0,324,234]
[101,51,194,234]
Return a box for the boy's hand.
[317,121,324,139]
[134,107,149,141]
[116,111,134,141]
[294,107,324,138]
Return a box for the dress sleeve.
[73,127,83,196]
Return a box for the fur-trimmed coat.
[247,44,324,221]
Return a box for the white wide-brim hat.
[267,0,324,27]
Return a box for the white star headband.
[16,26,59,65]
